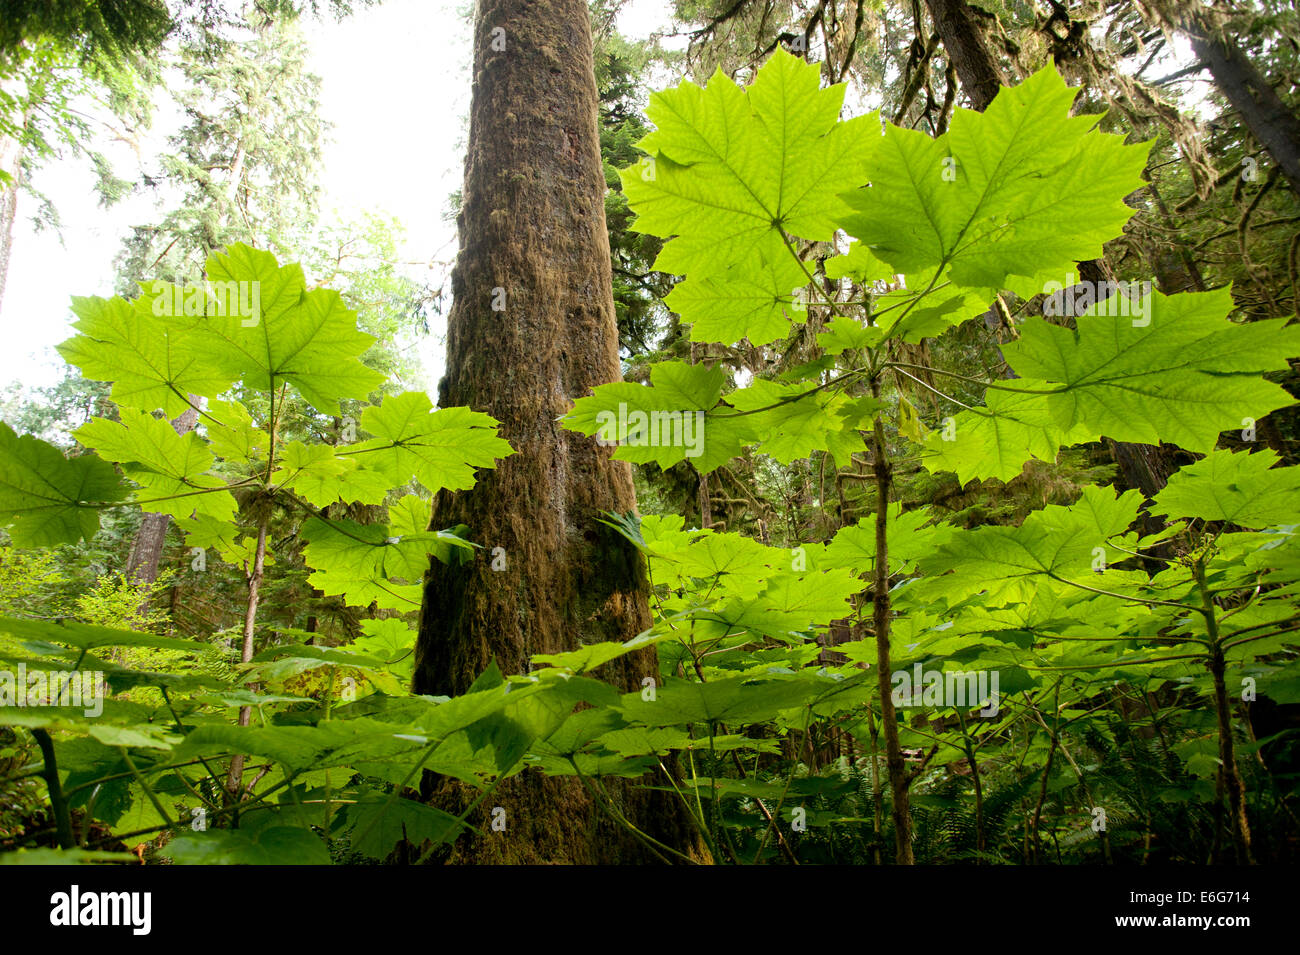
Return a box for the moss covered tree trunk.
[1145,2,1300,197]
[412,0,703,864]
[922,0,1005,112]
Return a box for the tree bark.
[0,102,29,319]
[125,402,200,586]
[1183,17,1300,197]
[412,0,704,864]
[922,0,1004,111]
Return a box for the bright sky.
[0,0,676,394]
[0,2,1197,398]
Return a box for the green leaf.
[177,514,265,567]
[203,399,268,463]
[532,633,666,674]
[817,316,884,355]
[0,614,210,653]
[195,244,386,412]
[1002,287,1300,454]
[840,67,1149,290]
[387,495,432,536]
[353,393,513,492]
[165,826,332,865]
[273,441,350,507]
[917,486,1143,603]
[672,528,775,580]
[88,724,180,749]
[345,795,464,859]
[922,385,1094,483]
[301,515,474,610]
[349,618,417,665]
[825,244,989,343]
[529,749,658,778]
[694,568,863,641]
[726,379,878,466]
[1154,448,1300,528]
[173,719,425,771]
[57,295,236,416]
[563,361,755,473]
[614,673,858,726]
[0,423,126,545]
[923,287,1299,482]
[666,254,807,346]
[625,47,877,280]
[822,503,946,576]
[0,848,137,865]
[897,394,925,444]
[75,409,235,521]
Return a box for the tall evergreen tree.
[413,0,703,863]
[114,8,324,587]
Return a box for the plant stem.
[225,516,269,805]
[120,747,174,828]
[870,374,914,864]
[954,707,984,857]
[32,729,75,849]
[1196,558,1255,864]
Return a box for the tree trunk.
[0,103,29,319]
[922,0,1004,111]
[1183,17,1300,197]
[125,402,200,586]
[412,0,704,864]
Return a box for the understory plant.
[1,53,1297,864]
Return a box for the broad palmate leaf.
[0,423,127,546]
[624,48,876,347]
[1154,448,1300,528]
[839,67,1149,291]
[923,287,1300,481]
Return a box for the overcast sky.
[0,0,674,394]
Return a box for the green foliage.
[0,547,66,616]
[0,0,170,62]
[73,571,173,632]
[0,422,126,546]
[595,34,674,357]
[1,53,1297,867]
[841,68,1147,291]
[0,241,515,858]
[623,48,875,289]
[559,51,1299,865]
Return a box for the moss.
[410,0,704,864]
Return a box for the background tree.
[111,7,324,587]
[0,22,160,314]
